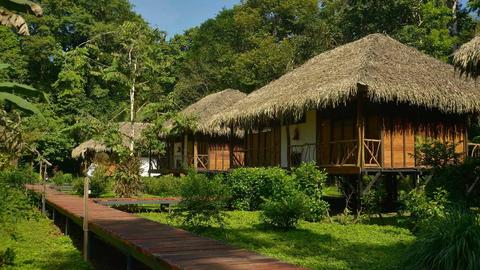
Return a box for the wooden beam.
[183,134,188,168]
[229,125,234,169]
[286,124,291,168]
[362,171,382,195]
[193,136,198,170]
[356,86,365,168]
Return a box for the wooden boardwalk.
[27,185,307,270]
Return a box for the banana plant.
[0,0,42,35]
[0,63,47,117]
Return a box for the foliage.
[403,209,480,270]
[399,187,450,230]
[173,171,230,229]
[74,166,110,198]
[224,167,289,210]
[0,166,37,187]
[426,157,480,206]
[113,156,142,197]
[414,139,461,169]
[50,171,73,186]
[140,210,415,270]
[291,162,329,221]
[362,188,386,218]
[142,175,184,197]
[0,216,91,270]
[261,175,307,229]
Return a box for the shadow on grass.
[194,224,411,270]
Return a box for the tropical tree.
[0,0,42,36]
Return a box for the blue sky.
[130,0,240,38]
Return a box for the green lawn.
[0,216,91,270]
[138,211,414,270]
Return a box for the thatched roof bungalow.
[161,89,247,172]
[215,33,480,175]
[454,35,480,79]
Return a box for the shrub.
[414,139,460,169]
[173,171,230,229]
[113,156,142,197]
[261,175,307,229]
[142,175,184,197]
[403,209,480,270]
[225,167,289,210]
[0,167,38,187]
[399,187,449,230]
[292,162,329,221]
[50,171,74,186]
[426,157,480,207]
[74,166,111,198]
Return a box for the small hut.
[215,34,480,177]
[453,35,480,79]
[161,89,247,172]
[72,122,157,176]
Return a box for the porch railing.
[232,149,246,168]
[468,143,480,158]
[363,139,382,167]
[194,154,209,170]
[328,139,358,166]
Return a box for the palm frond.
[0,82,49,102]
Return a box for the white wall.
[139,157,161,177]
[281,110,317,167]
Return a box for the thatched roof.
[172,89,246,137]
[214,33,480,128]
[72,122,150,159]
[453,35,480,79]
[71,139,108,159]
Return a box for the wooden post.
[183,134,188,168]
[40,161,46,215]
[286,124,291,168]
[65,217,69,236]
[229,125,235,169]
[83,176,89,262]
[356,86,366,168]
[193,136,198,170]
[245,129,250,167]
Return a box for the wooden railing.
[290,143,316,166]
[468,143,480,158]
[364,139,382,167]
[195,154,209,170]
[328,139,358,166]
[232,149,246,168]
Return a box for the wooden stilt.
[286,124,291,168]
[83,177,89,262]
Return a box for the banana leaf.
[0,92,43,118]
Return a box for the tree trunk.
[129,48,137,156]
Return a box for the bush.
[426,157,480,207]
[142,175,184,197]
[225,167,289,210]
[50,171,74,186]
[0,167,38,187]
[173,171,230,229]
[74,166,111,198]
[262,176,307,229]
[399,187,449,230]
[403,209,480,270]
[292,162,329,221]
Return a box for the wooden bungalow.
[160,89,247,173]
[214,34,480,178]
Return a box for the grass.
[138,211,415,270]
[323,185,343,197]
[0,215,91,270]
